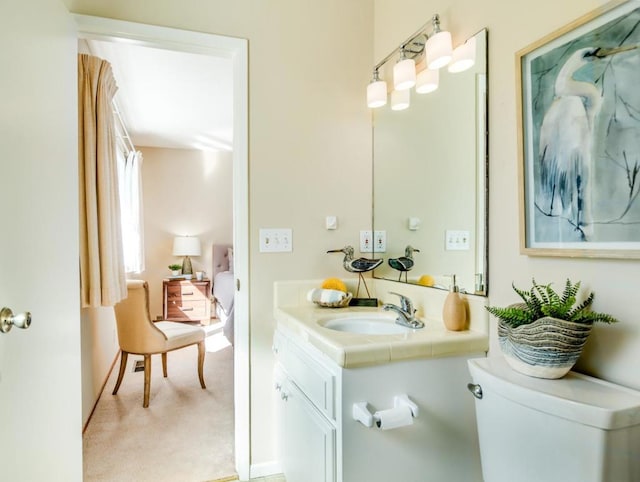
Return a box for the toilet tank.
[467,357,640,482]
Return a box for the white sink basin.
[321,316,412,335]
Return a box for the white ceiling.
[86,38,234,152]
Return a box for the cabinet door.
[279,378,336,482]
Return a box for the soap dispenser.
[443,274,467,331]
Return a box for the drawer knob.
[467,383,483,399]
[280,391,289,401]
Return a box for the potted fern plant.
[486,279,618,379]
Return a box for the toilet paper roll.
[374,405,414,430]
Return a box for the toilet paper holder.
[352,394,419,428]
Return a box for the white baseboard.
[249,460,282,479]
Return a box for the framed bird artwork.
[517,0,640,258]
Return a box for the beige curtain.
[78,54,126,307]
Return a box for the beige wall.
[139,146,233,318]
[80,307,119,426]
[63,0,374,467]
[376,0,640,391]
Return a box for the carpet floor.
[83,332,236,482]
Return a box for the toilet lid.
[468,356,640,430]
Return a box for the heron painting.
[519,1,640,256]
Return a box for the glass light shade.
[448,37,476,73]
[172,236,201,256]
[367,80,388,108]
[415,68,439,94]
[391,89,410,111]
[426,30,453,69]
[393,57,416,91]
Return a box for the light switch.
[326,216,338,230]
[259,228,293,252]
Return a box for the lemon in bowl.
[321,277,347,292]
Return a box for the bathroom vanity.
[273,280,489,482]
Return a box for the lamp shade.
[393,57,416,91]
[426,30,453,69]
[448,36,476,73]
[173,236,201,256]
[367,79,388,108]
[391,89,410,111]
[415,68,439,94]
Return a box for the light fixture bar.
[372,19,435,72]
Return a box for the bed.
[212,244,235,344]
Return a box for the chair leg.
[143,354,151,408]
[112,351,128,395]
[162,352,168,378]
[197,341,206,389]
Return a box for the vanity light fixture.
[367,69,388,108]
[391,89,410,111]
[415,68,439,94]
[367,13,471,109]
[425,14,453,70]
[393,48,416,91]
[448,36,476,73]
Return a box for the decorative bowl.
[314,292,353,308]
[498,316,593,379]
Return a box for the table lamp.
[172,236,201,275]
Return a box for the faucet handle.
[388,292,414,313]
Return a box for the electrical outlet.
[259,228,293,252]
[445,230,470,250]
[360,230,373,253]
[374,230,386,252]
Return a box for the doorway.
[74,14,250,480]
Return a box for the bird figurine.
[327,245,383,298]
[388,245,420,282]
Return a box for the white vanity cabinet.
[274,325,485,482]
[274,329,337,482]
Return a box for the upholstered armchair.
[113,279,206,407]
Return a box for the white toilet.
[467,357,640,482]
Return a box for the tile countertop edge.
[274,305,489,368]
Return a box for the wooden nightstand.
[163,278,211,324]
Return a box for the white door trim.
[73,15,250,480]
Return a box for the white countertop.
[275,304,489,368]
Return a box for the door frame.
[74,14,250,480]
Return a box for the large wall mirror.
[372,28,488,295]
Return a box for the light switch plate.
[374,230,386,252]
[259,228,292,252]
[360,230,373,253]
[445,230,470,251]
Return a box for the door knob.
[0,307,32,333]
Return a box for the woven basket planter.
[498,316,593,379]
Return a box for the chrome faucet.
[382,292,424,329]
